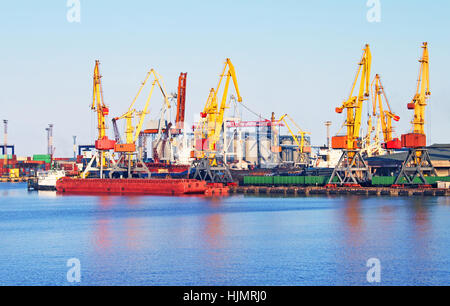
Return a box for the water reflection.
[341,197,363,249]
[94,197,114,253]
[37,190,57,198]
[93,196,146,253]
[202,198,229,271]
[410,198,430,234]
[408,198,431,260]
[438,196,450,206]
[335,197,366,284]
[95,218,112,251]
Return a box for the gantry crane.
[110,68,170,178]
[328,44,372,186]
[277,114,311,166]
[394,42,437,185]
[191,59,242,183]
[81,60,117,179]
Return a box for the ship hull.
[56,178,208,195]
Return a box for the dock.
[0,177,31,183]
[230,186,450,197]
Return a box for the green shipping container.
[33,154,52,161]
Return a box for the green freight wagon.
[371,176,450,186]
[372,176,396,186]
[273,176,305,186]
[243,176,273,186]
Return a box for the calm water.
[1,183,450,286]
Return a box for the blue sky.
[0,0,449,156]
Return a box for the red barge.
[56,177,229,196]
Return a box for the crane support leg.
[394,148,437,185]
[191,158,233,184]
[328,150,371,186]
[108,153,152,179]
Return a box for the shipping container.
[33,154,52,164]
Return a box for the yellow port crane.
[110,68,170,178]
[81,60,116,179]
[394,42,436,185]
[334,44,372,152]
[198,58,242,162]
[92,61,107,141]
[277,114,311,165]
[372,74,400,149]
[329,44,372,186]
[113,69,170,152]
[408,42,430,136]
[92,60,115,150]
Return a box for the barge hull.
[56,178,208,195]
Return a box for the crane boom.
[176,73,187,130]
[92,60,107,141]
[408,42,430,135]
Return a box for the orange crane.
[175,73,187,131]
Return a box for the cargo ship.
[56,177,229,196]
